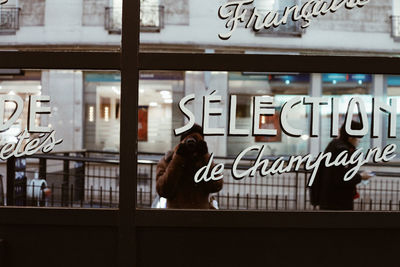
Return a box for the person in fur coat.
[156,124,223,209]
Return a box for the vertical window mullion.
[118,0,139,266]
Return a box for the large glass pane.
[0,69,120,208]
[137,71,400,212]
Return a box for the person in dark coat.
[156,124,223,209]
[318,121,372,210]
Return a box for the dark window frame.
[0,1,400,266]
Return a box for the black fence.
[391,16,400,39]
[137,156,400,211]
[105,5,164,34]
[4,151,119,208]
[2,151,400,211]
[0,7,20,34]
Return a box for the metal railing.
[136,156,400,211]
[391,16,400,40]
[3,151,400,211]
[0,7,20,34]
[105,5,164,34]
[5,151,119,208]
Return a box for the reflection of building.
[0,0,398,52]
[0,0,400,156]
[1,68,400,157]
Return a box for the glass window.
[137,71,400,212]
[0,69,120,209]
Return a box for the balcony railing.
[105,5,164,34]
[391,16,400,41]
[0,7,20,34]
[253,9,305,37]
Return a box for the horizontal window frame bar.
[139,53,400,74]
[0,52,398,74]
[0,51,121,69]
[135,209,400,229]
[0,207,118,226]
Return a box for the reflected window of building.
[104,0,165,34]
[254,0,304,36]
[0,0,20,34]
[82,0,109,28]
[19,0,45,27]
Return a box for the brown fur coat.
[156,133,223,209]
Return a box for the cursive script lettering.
[230,144,396,186]
[0,129,63,160]
[218,0,370,40]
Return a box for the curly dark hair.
[180,124,204,141]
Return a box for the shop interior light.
[89,106,94,122]
[37,85,42,90]
[358,80,363,85]
[139,89,144,93]
[285,80,290,85]
[8,90,15,95]
[149,102,158,107]
[332,80,337,84]
[104,107,109,122]
[164,99,173,104]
